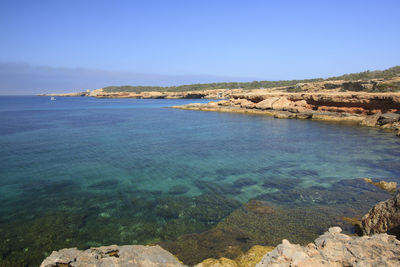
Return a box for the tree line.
[103,66,400,93]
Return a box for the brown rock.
[243,200,274,215]
[293,100,308,107]
[240,99,256,109]
[363,178,397,193]
[273,111,296,119]
[256,227,400,267]
[271,97,293,110]
[217,100,230,106]
[362,190,400,238]
[361,112,382,127]
[40,245,186,267]
[295,112,313,119]
[378,112,400,125]
[255,97,280,110]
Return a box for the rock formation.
[172,91,400,135]
[256,227,400,267]
[40,245,185,267]
[362,190,400,238]
[362,178,397,193]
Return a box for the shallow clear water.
[1,96,399,265]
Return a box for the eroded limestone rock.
[256,227,400,267]
[40,245,186,267]
[362,190,400,238]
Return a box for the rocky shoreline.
[172,92,400,137]
[41,188,400,266]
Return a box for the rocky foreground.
[40,229,400,267]
[41,191,400,267]
[172,91,400,136]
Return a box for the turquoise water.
[1,96,400,265]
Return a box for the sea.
[1,96,399,265]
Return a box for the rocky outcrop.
[92,89,242,99]
[362,190,400,238]
[362,178,397,193]
[40,245,185,267]
[256,227,400,267]
[172,91,400,136]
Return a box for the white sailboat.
[50,96,56,101]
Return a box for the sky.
[0,0,399,94]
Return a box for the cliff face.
[230,92,400,115]
[93,89,242,99]
[173,92,400,136]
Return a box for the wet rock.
[40,245,186,267]
[378,112,400,125]
[362,190,400,238]
[256,227,400,267]
[361,112,381,127]
[363,178,397,193]
[273,111,296,119]
[295,112,313,119]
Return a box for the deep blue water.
[1,96,400,265]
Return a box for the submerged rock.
[363,178,397,193]
[194,245,274,267]
[168,185,190,195]
[362,190,400,238]
[243,200,274,215]
[40,245,185,267]
[256,227,400,267]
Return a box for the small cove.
[0,96,399,266]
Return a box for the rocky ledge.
[40,244,185,267]
[40,228,400,267]
[172,92,400,136]
[256,227,400,267]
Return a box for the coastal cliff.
[172,91,400,136]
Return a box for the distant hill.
[103,66,400,93]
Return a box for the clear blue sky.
[0,0,399,93]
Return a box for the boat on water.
[50,96,56,101]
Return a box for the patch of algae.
[362,178,397,193]
[194,245,274,267]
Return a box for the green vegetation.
[103,66,400,93]
[103,79,323,93]
[373,81,400,92]
[327,66,400,81]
